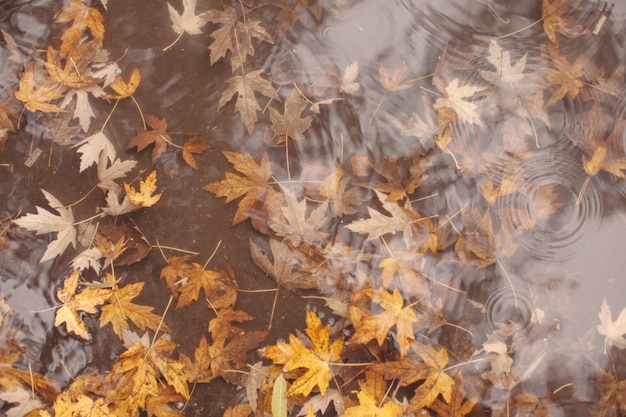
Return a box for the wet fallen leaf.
[168,0,207,36]
[597,297,626,354]
[182,135,211,170]
[14,189,76,262]
[269,188,329,246]
[268,90,313,145]
[127,114,172,164]
[0,387,45,417]
[250,238,319,290]
[104,67,141,99]
[262,309,343,397]
[54,270,109,340]
[542,0,588,44]
[14,65,68,113]
[218,70,280,134]
[123,170,162,207]
[433,78,484,126]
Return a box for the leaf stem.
[163,31,184,52]
[495,17,543,39]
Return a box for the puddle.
[1,0,626,416]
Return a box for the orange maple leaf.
[123,170,162,208]
[14,66,68,114]
[348,287,420,358]
[262,309,343,397]
[204,151,274,224]
[160,255,237,309]
[127,114,172,164]
[182,135,211,170]
[105,67,141,99]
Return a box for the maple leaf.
[250,238,319,290]
[262,309,343,397]
[346,190,418,248]
[127,114,171,164]
[542,44,584,106]
[14,189,76,262]
[218,70,280,134]
[433,78,484,126]
[343,371,402,417]
[455,207,498,268]
[124,170,162,207]
[370,343,455,412]
[44,46,98,89]
[203,5,274,70]
[55,0,105,50]
[269,188,329,246]
[341,61,360,94]
[542,0,588,44]
[50,391,114,417]
[348,288,420,358]
[354,156,428,202]
[268,90,313,145]
[0,388,45,417]
[160,255,237,309]
[597,298,626,354]
[479,40,527,87]
[167,0,207,36]
[99,275,167,339]
[72,131,117,172]
[589,370,626,417]
[54,269,109,340]
[104,67,141,99]
[97,156,138,193]
[14,65,68,113]
[204,151,274,224]
[428,375,477,417]
[182,135,211,170]
[379,66,412,91]
[60,87,104,132]
[183,309,266,383]
[107,338,189,416]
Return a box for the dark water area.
[2,0,626,416]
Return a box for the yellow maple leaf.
[52,391,113,417]
[14,66,68,114]
[105,67,141,99]
[370,343,455,412]
[343,371,402,417]
[348,287,420,358]
[54,270,109,340]
[261,309,343,397]
[124,170,162,207]
[106,338,189,416]
[99,274,167,339]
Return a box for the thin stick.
[149,294,174,348]
[442,356,488,372]
[369,91,387,124]
[268,287,279,330]
[576,175,592,204]
[163,31,184,52]
[130,95,146,130]
[151,243,200,256]
[203,239,223,269]
[497,259,518,310]
[495,17,542,39]
[422,272,466,294]
[159,134,184,149]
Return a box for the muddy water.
[2,0,626,416]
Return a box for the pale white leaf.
[345,190,415,245]
[91,62,120,87]
[60,88,103,132]
[270,189,329,246]
[72,131,116,172]
[0,388,45,417]
[340,61,360,94]
[71,247,103,274]
[433,78,484,126]
[478,39,527,86]
[597,298,626,354]
[168,0,207,35]
[14,189,76,262]
[101,190,139,216]
[296,389,345,416]
[97,155,137,192]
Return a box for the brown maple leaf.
[354,156,429,202]
[428,374,477,417]
[268,90,313,146]
[183,308,266,384]
[55,0,105,53]
[542,0,588,44]
[542,44,584,106]
[218,70,280,134]
[127,114,171,164]
[250,238,319,290]
[160,255,237,309]
[182,135,211,170]
[269,188,329,246]
[203,151,274,224]
[454,207,498,268]
[44,46,99,89]
[203,5,274,71]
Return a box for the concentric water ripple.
[483,284,534,334]
[495,146,604,263]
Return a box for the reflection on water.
[2,0,626,416]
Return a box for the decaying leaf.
[597,298,626,354]
[182,135,211,170]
